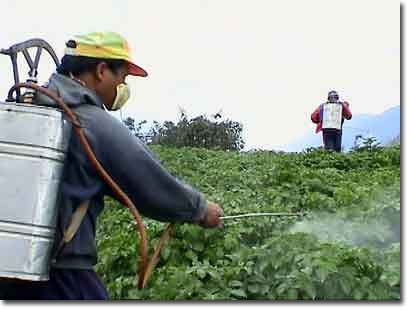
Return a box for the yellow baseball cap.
[64,32,148,77]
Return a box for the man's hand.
[197,201,223,228]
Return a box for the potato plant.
[96,145,400,300]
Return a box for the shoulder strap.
[51,200,91,264]
[63,199,90,243]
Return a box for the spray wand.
[220,212,306,220]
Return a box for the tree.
[151,111,244,151]
[122,111,245,151]
[123,117,150,143]
[352,136,381,152]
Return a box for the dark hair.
[57,55,126,76]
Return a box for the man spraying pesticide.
[0,32,223,300]
[0,33,304,301]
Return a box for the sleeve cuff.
[190,194,208,223]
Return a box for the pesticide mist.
[289,192,400,249]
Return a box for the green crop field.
[95,145,400,300]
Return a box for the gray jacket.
[36,73,207,269]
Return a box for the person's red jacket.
[311,102,352,133]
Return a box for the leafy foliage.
[122,117,151,144]
[122,111,245,151]
[95,145,400,300]
[352,136,382,152]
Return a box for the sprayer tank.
[0,102,71,281]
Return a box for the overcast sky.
[0,0,400,150]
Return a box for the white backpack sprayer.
[322,103,343,130]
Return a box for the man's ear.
[95,62,108,82]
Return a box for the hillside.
[95,145,400,300]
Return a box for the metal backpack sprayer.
[0,38,174,288]
[0,39,71,281]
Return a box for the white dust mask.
[110,83,130,111]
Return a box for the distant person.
[311,90,352,152]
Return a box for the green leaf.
[316,267,329,283]
[192,241,204,252]
[230,280,243,288]
[276,282,289,295]
[248,284,260,294]
[353,290,364,300]
[304,282,316,300]
[339,278,352,296]
[286,288,298,300]
[230,289,247,298]
[196,268,206,279]
[207,269,220,279]
[161,246,171,260]
[185,250,197,262]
